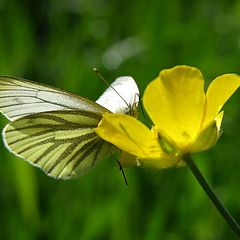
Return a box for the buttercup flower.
[95,65,240,169]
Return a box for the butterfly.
[0,76,139,179]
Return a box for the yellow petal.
[95,113,163,159]
[191,111,223,153]
[139,128,182,168]
[204,74,240,126]
[215,111,224,134]
[144,65,205,147]
[191,120,218,153]
[119,151,139,167]
[138,155,180,169]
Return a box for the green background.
[0,0,240,239]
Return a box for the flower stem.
[183,154,240,238]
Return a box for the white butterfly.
[0,76,139,179]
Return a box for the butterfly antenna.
[138,94,148,120]
[108,148,128,185]
[93,68,130,110]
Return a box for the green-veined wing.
[3,110,111,179]
[0,76,107,121]
[0,76,139,179]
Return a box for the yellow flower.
[95,65,240,169]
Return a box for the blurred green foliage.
[0,0,240,239]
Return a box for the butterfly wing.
[96,76,140,167]
[3,110,111,179]
[96,76,139,114]
[0,76,113,178]
[0,76,140,179]
[0,76,107,121]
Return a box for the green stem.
[183,154,240,238]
